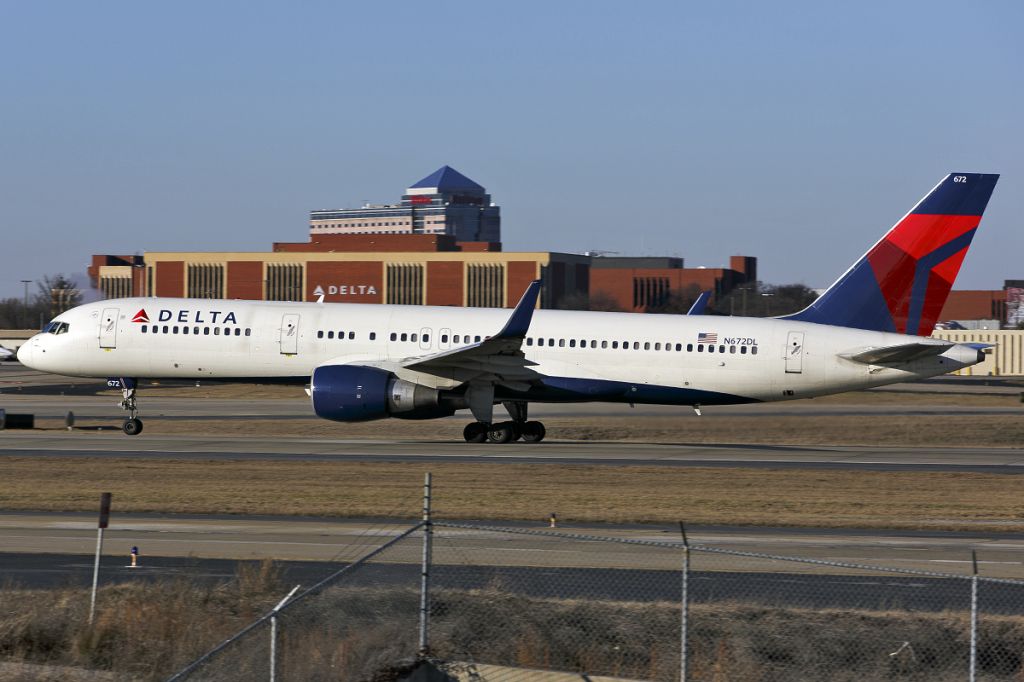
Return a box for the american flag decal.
[697,332,718,344]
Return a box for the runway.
[3,513,1024,610]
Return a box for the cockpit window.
[44,321,70,335]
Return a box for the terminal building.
[89,165,758,311]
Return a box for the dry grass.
[3,457,1024,530]
[0,562,285,681]
[4,581,1022,681]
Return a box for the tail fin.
[783,173,999,335]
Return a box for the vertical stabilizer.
[784,173,999,335]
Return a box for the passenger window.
[390,333,397,341]
[697,344,703,352]
[719,345,725,353]
[194,326,199,335]
[740,346,747,354]
[245,329,251,337]
[141,325,148,332]
[317,331,324,339]
[633,342,639,350]
[183,327,189,335]
[422,334,429,343]
[348,332,355,340]
[548,339,554,347]
[224,327,230,336]
[569,339,576,348]
[369,332,376,340]
[612,341,618,349]
[173,326,179,334]
[444,334,451,344]
[401,333,408,342]
[655,343,661,351]
[214,328,220,335]
[328,331,335,339]
[708,345,714,353]
[601,341,607,349]
[559,339,565,347]
[163,326,169,334]
[411,334,417,342]
[752,346,758,355]
[204,327,210,335]
[675,344,682,351]
[687,344,693,352]
[235,328,241,336]
[644,342,651,350]
[475,336,481,342]
[730,345,736,354]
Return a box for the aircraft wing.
[840,341,954,365]
[400,281,543,389]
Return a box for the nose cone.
[16,342,36,367]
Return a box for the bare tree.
[34,274,83,319]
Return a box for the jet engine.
[311,364,457,422]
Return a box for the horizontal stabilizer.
[841,341,953,365]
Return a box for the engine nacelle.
[311,364,455,422]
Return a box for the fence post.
[269,585,300,682]
[89,492,112,626]
[418,472,433,658]
[969,550,978,682]
[680,522,690,682]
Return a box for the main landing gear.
[118,379,144,436]
[462,400,546,444]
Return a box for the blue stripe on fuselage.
[495,376,760,406]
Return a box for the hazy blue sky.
[1,1,1021,300]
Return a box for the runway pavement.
[3,513,1024,610]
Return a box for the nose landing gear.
[116,378,143,436]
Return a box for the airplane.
[18,172,999,442]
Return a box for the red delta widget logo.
[131,308,238,324]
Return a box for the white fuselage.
[18,297,982,407]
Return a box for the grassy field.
[3,457,1024,531]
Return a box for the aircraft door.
[280,314,300,355]
[100,308,119,349]
[419,327,432,351]
[785,331,804,373]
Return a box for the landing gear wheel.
[122,418,143,436]
[520,420,546,443]
[463,422,488,443]
[487,422,515,444]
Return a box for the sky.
[1,1,1021,300]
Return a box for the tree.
[554,290,624,312]
[644,284,703,315]
[711,282,818,317]
[34,274,82,319]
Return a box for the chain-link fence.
[167,510,1024,680]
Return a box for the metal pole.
[89,492,111,626]
[20,280,30,328]
[969,550,978,682]
[269,585,300,682]
[680,522,690,682]
[88,527,104,625]
[418,472,433,657]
